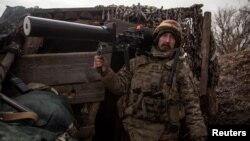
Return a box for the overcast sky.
[0,0,248,17]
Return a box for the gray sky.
[0,0,248,17]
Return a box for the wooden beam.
[12,52,101,85]
[207,87,218,116]
[54,82,105,103]
[11,52,110,103]
[200,12,218,116]
[200,12,211,96]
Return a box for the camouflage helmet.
[153,19,182,47]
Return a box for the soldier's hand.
[93,55,108,75]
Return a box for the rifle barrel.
[23,16,116,42]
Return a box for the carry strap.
[0,111,38,123]
[167,47,180,86]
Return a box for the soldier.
[93,19,207,141]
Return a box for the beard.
[159,43,172,51]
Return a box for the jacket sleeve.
[101,65,133,96]
[177,60,208,140]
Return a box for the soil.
[208,50,250,125]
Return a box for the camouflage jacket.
[101,47,207,139]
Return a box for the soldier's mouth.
[160,45,171,51]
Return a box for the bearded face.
[157,32,176,52]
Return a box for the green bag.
[0,90,76,141]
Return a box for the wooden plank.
[11,52,111,103]
[207,88,218,116]
[78,102,101,139]
[22,37,43,54]
[200,12,211,96]
[12,52,110,85]
[54,82,105,103]
[200,12,218,116]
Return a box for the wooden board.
[12,52,101,85]
[11,52,111,103]
[54,82,105,103]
